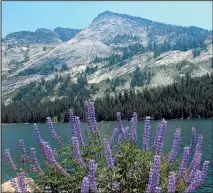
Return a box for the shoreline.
[1,118,212,125]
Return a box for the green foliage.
[2,73,213,123]
[32,137,186,193]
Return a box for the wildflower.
[69,109,77,136]
[41,140,70,177]
[17,172,26,193]
[189,135,203,170]
[88,160,98,193]
[88,103,97,130]
[111,128,118,143]
[30,147,43,174]
[184,170,202,193]
[154,123,165,155]
[186,152,202,183]
[130,112,138,144]
[81,176,89,193]
[155,186,162,193]
[34,124,42,145]
[189,127,196,154]
[116,112,126,139]
[46,117,63,148]
[75,116,85,146]
[176,146,190,182]
[201,161,209,183]
[5,149,17,170]
[168,172,176,193]
[143,117,151,151]
[103,138,114,169]
[168,128,181,163]
[118,134,123,146]
[19,139,28,162]
[147,155,161,192]
[71,137,86,167]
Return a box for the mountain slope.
[2,11,212,102]
[3,27,81,45]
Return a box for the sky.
[2,1,212,38]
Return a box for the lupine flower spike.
[168,128,181,164]
[30,147,43,174]
[147,155,161,192]
[46,117,63,148]
[143,116,151,151]
[130,112,138,144]
[168,172,176,193]
[88,160,98,193]
[81,176,89,193]
[111,128,118,143]
[71,137,86,167]
[5,149,17,170]
[19,139,28,162]
[103,138,115,169]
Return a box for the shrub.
[4,103,209,193]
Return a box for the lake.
[2,119,213,192]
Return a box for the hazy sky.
[2,1,212,37]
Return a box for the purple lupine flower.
[71,137,86,167]
[81,176,89,193]
[147,155,161,192]
[19,139,28,162]
[155,186,162,193]
[176,146,190,183]
[153,123,161,149]
[69,109,77,136]
[184,170,202,193]
[41,140,70,177]
[10,178,19,192]
[168,172,176,193]
[154,123,165,155]
[130,112,138,144]
[30,147,43,174]
[143,117,151,151]
[5,149,17,170]
[17,172,26,193]
[118,134,123,146]
[84,101,89,123]
[111,128,118,143]
[190,127,196,154]
[116,112,126,139]
[200,161,209,183]
[103,138,114,169]
[46,117,63,148]
[189,135,203,170]
[34,124,42,145]
[168,128,181,163]
[75,116,85,146]
[88,103,97,130]
[187,152,202,183]
[88,160,98,193]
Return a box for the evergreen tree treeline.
[1,73,213,123]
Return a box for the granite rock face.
[2,11,212,101]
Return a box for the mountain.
[2,11,212,104]
[3,27,81,45]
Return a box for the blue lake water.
[1,119,212,192]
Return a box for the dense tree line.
[2,73,212,123]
